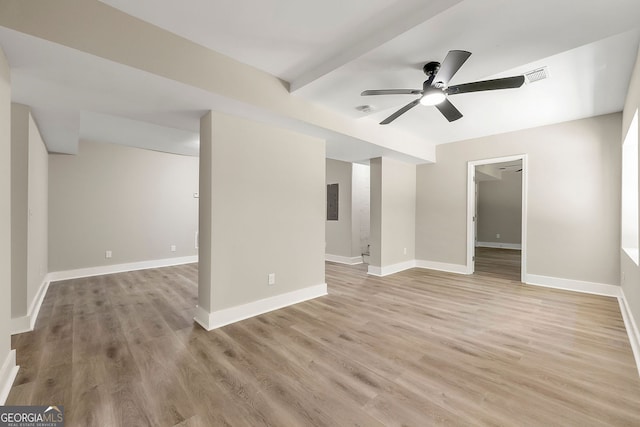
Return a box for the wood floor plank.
[7,252,640,426]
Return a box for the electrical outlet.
[105,250,112,259]
[268,273,275,285]
[403,247,407,255]
[171,245,177,252]
[496,233,500,239]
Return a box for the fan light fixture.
[419,89,446,106]
[361,50,526,124]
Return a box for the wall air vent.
[524,66,548,84]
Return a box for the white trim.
[11,277,51,335]
[193,305,212,331]
[415,259,471,275]
[29,277,49,327]
[367,260,416,277]
[623,248,639,266]
[367,265,383,276]
[11,316,30,336]
[0,350,19,405]
[383,260,416,275]
[47,255,198,282]
[194,283,328,331]
[619,288,640,376]
[524,274,621,297]
[368,259,473,277]
[521,155,528,282]
[476,242,522,250]
[325,254,363,265]
[467,154,528,282]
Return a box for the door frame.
[466,154,528,282]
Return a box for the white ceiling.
[476,160,522,182]
[97,0,461,86]
[1,0,640,161]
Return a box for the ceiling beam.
[0,0,437,162]
[288,0,463,93]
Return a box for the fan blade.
[434,50,471,85]
[447,75,525,95]
[380,99,420,125]
[435,98,463,122]
[361,89,422,96]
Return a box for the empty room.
[1,0,640,425]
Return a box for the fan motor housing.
[423,61,441,76]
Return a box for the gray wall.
[325,159,370,259]
[200,111,325,312]
[351,163,370,256]
[416,113,621,285]
[11,104,48,320]
[27,113,48,305]
[10,105,28,318]
[325,159,353,257]
[382,158,416,266]
[0,46,13,398]
[370,157,416,269]
[370,158,382,267]
[477,171,522,245]
[622,45,640,327]
[49,140,199,271]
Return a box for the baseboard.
[476,242,522,250]
[619,289,640,376]
[367,260,416,277]
[0,350,19,405]
[10,316,30,336]
[325,254,362,265]
[415,259,471,275]
[194,283,328,331]
[367,265,382,276]
[524,274,621,298]
[11,277,51,335]
[193,305,211,331]
[47,255,198,282]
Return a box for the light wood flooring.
[474,247,521,282]
[7,256,640,426]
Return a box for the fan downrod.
[422,61,441,77]
[360,50,525,125]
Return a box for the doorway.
[466,155,527,282]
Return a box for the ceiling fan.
[361,50,525,124]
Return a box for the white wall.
[352,163,370,256]
[325,159,370,261]
[621,45,640,336]
[416,113,621,286]
[0,46,17,405]
[381,158,416,266]
[27,113,48,306]
[325,159,353,258]
[199,111,325,321]
[10,105,28,319]
[48,140,199,272]
[370,159,382,267]
[10,104,48,330]
[477,171,522,245]
[369,157,416,273]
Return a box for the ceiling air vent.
[524,66,548,84]
[355,105,373,113]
